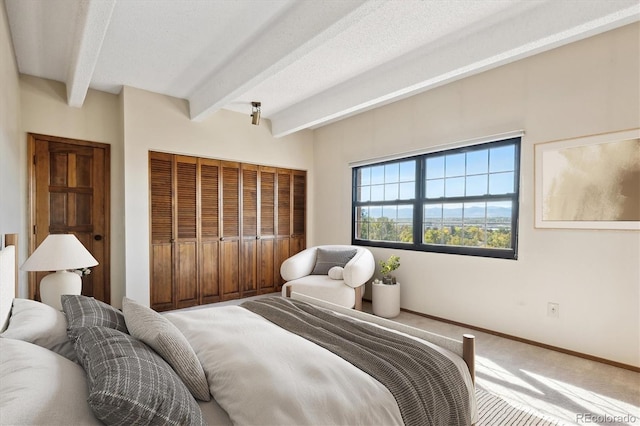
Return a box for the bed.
[0,233,477,426]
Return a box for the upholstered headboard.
[0,233,18,331]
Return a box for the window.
[352,137,520,259]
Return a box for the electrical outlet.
[547,302,559,318]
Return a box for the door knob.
[94,235,102,241]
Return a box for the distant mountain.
[446,206,512,218]
[396,206,511,219]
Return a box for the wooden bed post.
[462,334,475,384]
[4,234,18,297]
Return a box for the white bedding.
[166,305,404,425]
[165,304,476,425]
[0,338,102,425]
[0,245,15,332]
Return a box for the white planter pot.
[372,281,400,318]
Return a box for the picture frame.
[534,128,640,230]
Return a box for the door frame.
[27,133,111,301]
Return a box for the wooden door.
[220,161,240,300]
[240,164,258,297]
[199,158,220,305]
[149,152,174,311]
[258,166,277,294]
[30,134,110,303]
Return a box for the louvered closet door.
[220,161,241,300]
[241,164,258,297]
[149,152,174,311]
[291,170,307,255]
[175,155,199,309]
[258,166,277,294]
[199,158,220,304]
[275,169,292,287]
[150,152,306,309]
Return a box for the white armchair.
[280,245,375,310]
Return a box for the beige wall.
[313,23,640,367]
[121,86,315,305]
[0,0,23,291]
[19,76,125,302]
[16,81,314,307]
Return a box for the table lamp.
[21,234,98,310]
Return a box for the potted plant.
[379,255,400,284]
[372,255,401,318]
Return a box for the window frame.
[351,137,521,260]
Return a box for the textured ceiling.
[5,0,639,137]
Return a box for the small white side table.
[372,281,400,318]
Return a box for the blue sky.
[358,144,516,202]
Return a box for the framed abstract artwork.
[534,128,640,230]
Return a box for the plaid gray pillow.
[62,295,128,342]
[75,326,205,426]
[310,248,357,275]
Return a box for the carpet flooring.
[360,301,639,426]
[477,386,564,425]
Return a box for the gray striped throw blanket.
[241,297,471,426]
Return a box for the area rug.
[476,387,565,425]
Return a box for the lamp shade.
[21,234,98,272]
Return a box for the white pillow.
[328,266,344,280]
[0,298,76,361]
[0,338,101,425]
[122,297,211,401]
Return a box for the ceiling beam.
[188,0,378,121]
[66,0,116,108]
[270,1,640,137]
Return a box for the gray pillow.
[62,295,128,342]
[0,298,76,361]
[75,326,205,426]
[122,297,211,401]
[311,248,357,275]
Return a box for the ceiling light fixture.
[251,102,261,125]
